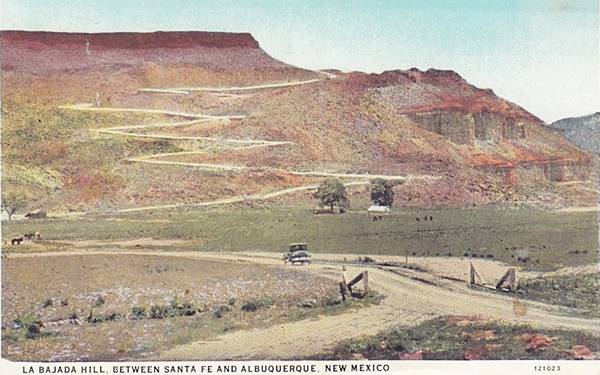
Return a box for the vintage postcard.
[0,0,598,374]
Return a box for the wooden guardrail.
[339,267,369,301]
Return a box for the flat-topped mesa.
[0,31,295,73]
[0,31,260,50]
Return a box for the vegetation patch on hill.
[519,273,599,317]
[318,315,600,360]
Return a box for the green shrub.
[87,310,106,324]
[106,312,124,321]
[168,298,197,316]
[94,296,106,307]
[324,297,343,306]
[213,304,231,318]
[297,299,318,308]
[27,324,41,339]
[14,314,43,340]
[241,296,274,312]
[241,302,258,312]
[131,307,146,320]
[150,305,169,319]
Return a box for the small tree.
[1,191,29,220]
[369,178,395,207]
[313,178,348,212]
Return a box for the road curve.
[5,250,598,360]
[161,259,600,360]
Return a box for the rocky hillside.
[0,31,596,213]
[551,113,600,154]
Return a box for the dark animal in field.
[23,232,41,240]
[25,210,47,219]
[11,236,23,245]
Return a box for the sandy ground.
[2,252,338,361]
[5,249,599,360]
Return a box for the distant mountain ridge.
[551,113,600,154]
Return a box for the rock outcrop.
[551,112,600,154]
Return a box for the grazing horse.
[23,232,41,240]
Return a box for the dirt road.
[161,254,600,360]
[58,80,437,215]
[6,250,598,359]
[116,181,364,213]
[59,104,246,120]
[138,78,322,94]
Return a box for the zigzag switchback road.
[59,77,436,214]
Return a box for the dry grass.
[1,254,340,361]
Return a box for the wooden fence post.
[339,282,346,302]
[508,268,516,293]
[496,267,517,292]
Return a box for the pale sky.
[1,0,598,122]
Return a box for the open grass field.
[3,207,597,271]
[1,253,365,361]
[2,205,597,360]
[518,273,599,316]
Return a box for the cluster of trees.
[1,191,30,220]
[313,177,398,212]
